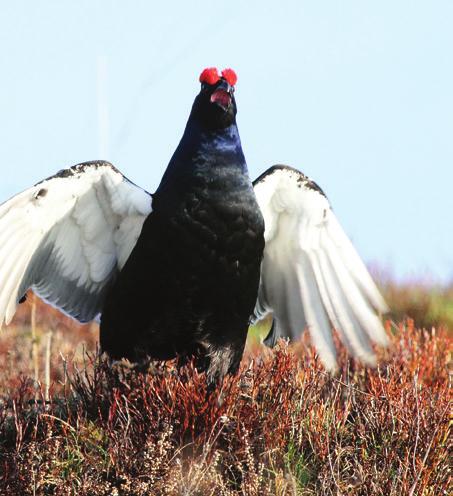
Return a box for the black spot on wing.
[35,160,120,186]
[34,160,152,199]
[34,188,47,199]
[253,164,327,198]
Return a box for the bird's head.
[192,67,238,130]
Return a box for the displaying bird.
[0,67,388,384]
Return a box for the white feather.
[0,161,151,328]
[253,165,388,370]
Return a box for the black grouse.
[0,67,388,384]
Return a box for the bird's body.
[0,67,390,384]
[101,118,264,382]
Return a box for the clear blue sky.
[0,1,451,283]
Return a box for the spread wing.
[0,161,152,326]
[253,165,389,370]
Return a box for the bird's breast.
[157,167,265,282]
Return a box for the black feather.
[100,78,265,385]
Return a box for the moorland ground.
[0,282,451,495]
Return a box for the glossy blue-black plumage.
[100,78,265,383]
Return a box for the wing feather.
[253,164,388,370]
[0,161,152,327]
[326,216,388,313]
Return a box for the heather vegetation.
[0,286,450,495]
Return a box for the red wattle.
[221,68,237,87]
[199,67,220,85]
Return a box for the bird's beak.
[210,79,233,111]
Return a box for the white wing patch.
[0,162,152,327]
[253,165,389,370]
